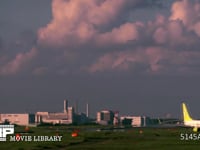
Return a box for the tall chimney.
[64,99,68,113]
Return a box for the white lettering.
[9,135,62,142]
[180,133,184,140]
[9,136,16,141]
[34,136,62,142]
[180,133,200,140]
[0,125,14,141]
[20,136,32,142]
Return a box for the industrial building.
[0,100,89,126]
[35,100,75,124]
[0,113,35,126]
[96,110,150,126]
[96,110,114,125]
[120,116,150,127]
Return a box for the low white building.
[35,106,74,125]
[0,113,35,126]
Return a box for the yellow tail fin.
[182,103,193,121]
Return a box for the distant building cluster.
[0,99,165,127]
[96,110,151,127]
[0,100,90,126]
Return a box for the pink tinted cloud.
[169,0,194,27]
[145,47,164,72]
[0,48,37,75]
[153,27,167,44]
[153,16,189,45]
[169,0,200,37]
[193,22,200,37]
[97,22,142,45]
[167,20,185,45]
[88,0,129,26]
[38,0,142,47]
[38,0,200,48]
[88,46,200,74]
[88,47,163,73]
[36,0,200,75]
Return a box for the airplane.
[182,102,200,132]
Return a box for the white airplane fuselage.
[184,120,200,128]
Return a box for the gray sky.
[1,0,200,118]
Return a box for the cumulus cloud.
[38,0,126,47]
[35,0,200,75]
[169,0,195,27]
[37,0,157,47]
[0,47,37,75]
[83,50,142,74]
[88,47,164,73]
[193,22,200,36]
[97,22,143,45]
[169,0,200,26]
[169,0,200,37]
[88,47,200,74]
[153,27,167,44]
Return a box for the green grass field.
[1,125,200,150]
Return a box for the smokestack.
[86,103,89,118]
[64,99,68,113]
